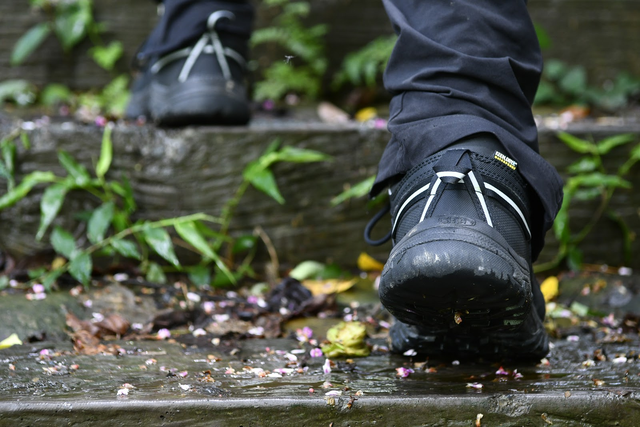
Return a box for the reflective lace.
[364,149,531,247]
[150,11,246,83]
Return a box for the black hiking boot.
[367,135,549,360]
[126,10,250,126]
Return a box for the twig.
[254,225,279,282]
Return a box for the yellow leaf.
[302,279,357,296]
[354,107,377,123]
[540,276,559,302]
[51,256,66,270]
[0,333,23,350]
[357,252,384,272]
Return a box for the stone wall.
[1,120,639,269]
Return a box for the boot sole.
[380,216,532,333]
[150,77,250,126]
[388,308,549,360]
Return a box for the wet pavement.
[1,272,640,425]
[1,335,639,426]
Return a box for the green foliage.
[330,176,376,207]
[534,59,640,112]
[0,128,331,290]
[332,35,397,89]
[88,41,123,72]
[251,0,327,101]
[0,80,37,106]
[12,0,120,69]
[76,74,130,117]
[536,133,640,272]
[40,84,73,106]
[534,23,552,50]
[4,0,127,117]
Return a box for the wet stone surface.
[1,330,640,425]
[1,337,639,401]
[1,272,640,425]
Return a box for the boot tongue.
[433,149,472,184]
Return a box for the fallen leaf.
[317,102,350,124]
[354,107,377,123]
[94,314,130,336]
[302,279,357,296]
[540,276,559,302]
[321,321,370,357]
[357,252,384,272]
[0,333,22,349]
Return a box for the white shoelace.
[150,11,246,83]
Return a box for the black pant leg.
[374,0,563,261]
[139,0,254,60]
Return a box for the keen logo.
[438,216,476,226]
[494,151,518,170]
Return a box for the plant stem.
[30,213,222,286]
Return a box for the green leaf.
[290,260,326,281]
[68,252,92,286]
[174,221,215,258]
[566,157,598,175]
[553,193,572,243]
[274,146,332,163]
[559,66,587,96]
[232,234,257,254]
[145,262,167,284]
[40,84,73,106]
[0,171,57,209]
[143,226,180,267]
[110,238,141,260]
[244,165,284,204]
[36,183,69,240]
[0,276,9,291]
[96,124,113,179]
[89,41,123,71]
[0,162,12,190]
[188,265,211,288]
[618,143,640,175]
[1,138,17,176]
[110,174,135,213]
[111,210,128,232]
[0,138,16,190]
[87,201,114,244]
[11,23,51,65]
[53,0,92,51]
[567,246,583,272]
[19,132,31,149]
[331,175,376,206]
[42,269,64,291]
[28,267,47,279]
[0,80,36,105]
[58,151,90,186]
[570,301,589,317]
[557,132,595,154]
[194,221,229,241]
[574,188,602,201]
[544,59,567,81]
[51,226,77,259]
[211,265,246,288]
[534,23,552,50]
[174,221,234,284]
[596,134,635,155]
[99,74,130,117]
[573,172,631,189]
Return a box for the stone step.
[1,117,639,269]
